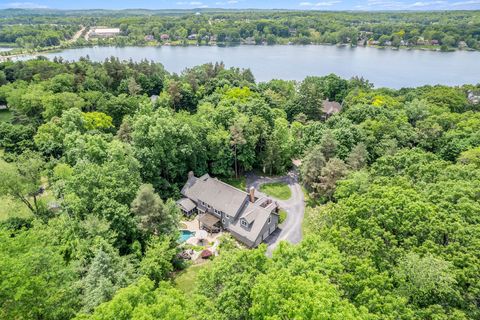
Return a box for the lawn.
[0,110,12,122]
[221,176,246,191]
[0,195,32,221]
[260,182,291,200]
[174,260,212,295]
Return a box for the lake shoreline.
[0,41,474,61]
[5,44,480,88]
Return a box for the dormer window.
[241,219,248,227]
[268,216,271,224]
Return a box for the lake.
[19,45,480,88]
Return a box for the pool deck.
[181,216,223,244]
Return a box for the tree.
[319,130,338,161]
[0,227,78,320]
[139,236,176,283]
[0,151,46,216]
[395,252,459,308]
[263,118,292,174]
[80,246,137,313]
[76,277,192,320]
[317,158,348,200]
[346,143,369,170]
[250,270,369,320]
[130,184,180,237]
[230,116,248,178]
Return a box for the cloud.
[410,1,446,7]
[300,1,341,7]
[6,2,47,8]
[450,0,480,5]
[215,0,239,5]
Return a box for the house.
[90,27,121,38]
[144,35,155,41]
[431,39,439,45]
[458,41,468,49]
[243,37,256,45]
[178,172,279,248]
[322,99,342,120]
[160,34,170,41]
[468,90,480,104]
[188,34,198,40]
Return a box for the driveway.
[246,170,305,256]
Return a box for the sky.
[0,0,479,10]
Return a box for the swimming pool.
[179,230,195,243]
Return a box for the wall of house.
[253,213,279,247]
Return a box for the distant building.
[243,37,256,45]
[458,41,468,49]
[144,35,155,41]
[0,105,7,110]
[187,34,198,40]
[321,99,342,120]
[90,27,121,38]
[160,34,170,41]
[468,90,480,104]
[431,39,439,45]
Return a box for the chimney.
[249,186,255,203]
[188,171,194,179]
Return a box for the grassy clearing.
[0,110,12,122]
[221,176,246,191]
[174,260,212,295]
[0,195,32,221]
[278,209,287,224]
[260,182,291,200]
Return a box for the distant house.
[90,27,121,38]
[144,35,155,41]
[368,39,380,46]
[458,41,468,49]
[417,38,426,45]
[178,172,279,248]
[243,37,256,45]
[160,34,170,41]
[187,34,198,40]
[322,99,342,120]
[0,105,7,110]
[431,39,439,45]
[468,90,480,104]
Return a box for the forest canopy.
[0,56,479,319]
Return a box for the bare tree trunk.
[234,144,238,179]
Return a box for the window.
[241,220,248,227]
[268,216,271,224]
[222,218,226,224]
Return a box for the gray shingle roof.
[322,100,342,115]
[176,198,196,212]
[181,174,247,218]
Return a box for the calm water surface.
[22,45,480,88]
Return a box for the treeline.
[1,10,480,49]
[0,24,77,48]
[0,57,480,319]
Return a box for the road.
[246,170,305,256]
[68,26,85,44]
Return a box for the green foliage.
[76,277,192,320]
[0,225,78,320]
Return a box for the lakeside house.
[160,34,170,41]
[177,172,279,248]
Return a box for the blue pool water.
[179,230,195,243]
